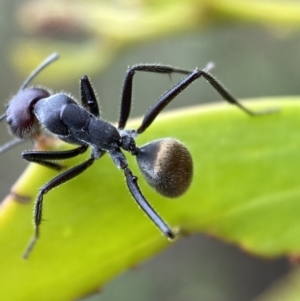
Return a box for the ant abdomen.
[6,87,50,139]
[136,138,193,198]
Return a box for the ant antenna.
[0,138,22,154]
[19,53,59,91]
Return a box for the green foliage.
[256,268,300,301]
[11,0,300,83]
[0,99,299,300]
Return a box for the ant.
[0,53,275,259]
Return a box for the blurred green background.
[0,1,300,300]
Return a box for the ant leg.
[80,76,100,117]
[108,148,175,239]
[137,68,278,134]
[23,156,95,259]
[0,138,24,154]
[117,64,209,130]
[124,167,175,239]
[22,145,89,171]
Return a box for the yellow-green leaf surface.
[255,268,300,301]
[0,99,300,301]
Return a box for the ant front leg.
[22,145,89,171]
[23,156,95,259]
[80,76,100,117]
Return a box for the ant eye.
[136,138,193,198]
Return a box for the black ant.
[0,53,275,259]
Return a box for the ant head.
[1,53,58,141]
[6,87,50,139]
[136,138,193,198]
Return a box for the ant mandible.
[0,53,274,259]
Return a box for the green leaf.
[255,268,300,301]
[0,98,299,300]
